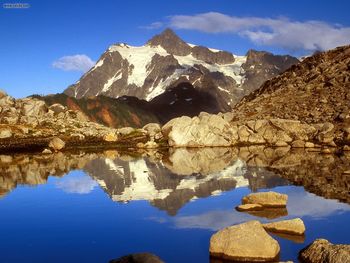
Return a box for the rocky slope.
[64,29,298,109]
[37,82,224,126]
[33,93,159,128]
[233,45,350,125]
[0,90,154,152]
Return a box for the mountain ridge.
[64,28,299,109]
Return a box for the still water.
[0,147,349,262]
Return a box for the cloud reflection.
[56,176,98,194]
[150,187,350,231]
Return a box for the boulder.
[109,253,164,263]
[48,137,65,151]
[143,123,161,136]
[42,148,52,154]
[103,133,118,142]
[21,98,47,117]
[0,129,12,139]
[299,239,350,263]
[48,103,66,114]
[236,203,263,211]
[162,114,235,147]
[242,191,288,207]
[263,218,305,235]
[210,220,280,262]
[118,127,135,136]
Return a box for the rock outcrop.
[210,220,280,262]
[263,218,306,235]
[299,239,350,263]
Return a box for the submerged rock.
[299,239,350,263]
[210,220,280,262]
[236,203,263,211]
[109,253,164,263]
[263,218,305,235]
[242,191,288,208]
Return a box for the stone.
[162,114,234,147]
[236,203,263,211]
[242,191,288,207]
[292,140,305,148]
[143,123,161,136]
[48,137,65,151]
[118,127,135,136]
[0,129,12,139]
[209,220,280,262]
[21,98,47,117]
[42,148,52,154]
[299,239,350,263]
[48,103,66,114]
[263,218,305,235]
[103,133,118,142]
[109,253,164,263]
[343,145,350,151]
[144,140,158,149]
[305,142,315,148]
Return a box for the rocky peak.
[146,28,192,56]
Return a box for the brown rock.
[236,203,263,211]
[242,191,288,207]
[210,220,280,262]
[48,137,65,151]
[299,239,350,263]
[263,218,305,235]
[103,133,118,142]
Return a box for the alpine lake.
[0,146,349,263]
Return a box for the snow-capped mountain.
[65,29,299,107]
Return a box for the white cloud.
[155,12,350,52]
[52,54,95,72]
[56,176,98,194]
[140,21,164,30]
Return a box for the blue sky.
[1,0,350,98]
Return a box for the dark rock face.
[299,239,350,263]
[241,49,299,96]
[149,82,226,123]
[191,45,235,64]
[109,253,164,263]
[64,28,298,109]
[147,28,192,56]
[234,45,350,124]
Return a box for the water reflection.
[0,146,349,213]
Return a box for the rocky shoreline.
[1,89,350,154]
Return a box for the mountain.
[233,45,350,125]
[64,28,299,109]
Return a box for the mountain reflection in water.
[0,146,349,212]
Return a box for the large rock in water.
[263,218,305,235]
[299,239,350,263]
[210,220,280,262]
[242,191,288,207]
[109,253,164,263]
[162,113,236,147]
